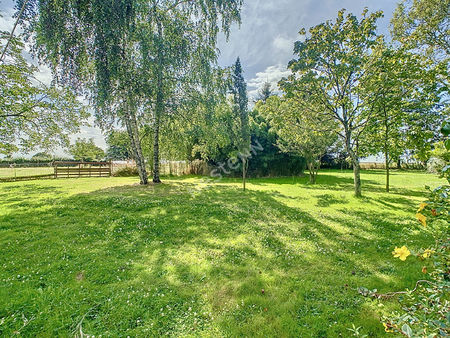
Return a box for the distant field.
[0,167,54,178]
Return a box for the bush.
[113,166,139,177]
[187,160,209,175]
[427,157,446,174]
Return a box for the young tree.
[69,138,105,161]
[280,9,383,196]
[231,58,250,190]
[360,43,444,191]
[0,32,87,155]
[258,96,337,183]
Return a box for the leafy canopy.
[0,30,87,155]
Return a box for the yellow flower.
[416,213,427,227]
[392,246,411,261]
[383,323,393,332]
[422,249,434,259]
[417,202,427,212]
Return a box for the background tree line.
[1,0,447,195]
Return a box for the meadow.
[0,170,445,336]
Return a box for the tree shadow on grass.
[0,180,429,337]
[0,183,64,202]
[316,193,349,207]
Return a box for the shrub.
[113,166,139,177]
[427,157,446,174]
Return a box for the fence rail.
[53,161,112,179]
[0,161,112,182]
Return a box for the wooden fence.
[53,161,112,178]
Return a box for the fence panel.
[53,161,112,179]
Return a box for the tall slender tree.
[136,0,242,183]
[231,58,250,190]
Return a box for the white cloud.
[247,64,291,100]
[272,35,295,54]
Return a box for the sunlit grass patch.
[0,170,445,336]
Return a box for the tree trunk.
[152,109,161,183]
[152,19,164,184]
[344,127,362,197]
[352,155,362,197]
[383,103,390,192]
[242,157,247,191]
[385,151,390,193]
[314,162,320,184]
[123,109,148,185]
[307,161,318,184]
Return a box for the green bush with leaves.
[112,166,139,177]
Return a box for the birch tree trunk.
[123,107,148,185]
[152,19,164,184]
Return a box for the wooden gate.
[53,161,112,178]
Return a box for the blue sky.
[0,0,398,156]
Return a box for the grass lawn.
[0,167,53,178]
[0,170,445,336]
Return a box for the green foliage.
[359,41,445,191]
[0,32,87,155]
[105,130,132,161]
[281,9,383,196]
[391,0,450,58]
[248,108,307,177]
[30,152,53,161]
[113,166,139,177]
[380,194,449,337]
[69,138,105,162]
[257,96,336,183]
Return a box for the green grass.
[0,170,445,336]
[0,167,53,178]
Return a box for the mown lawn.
[0,170,445,336]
